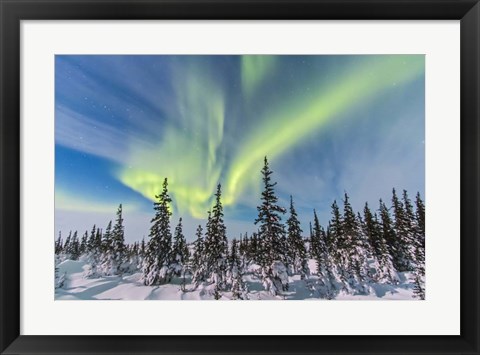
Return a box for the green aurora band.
[116,55,424,219]
[117,58,226,218]
[241,55,277,97]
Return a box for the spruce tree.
[170,217,189,276]
[142,178,173,286]
[415,192,425,246]
[203,184,228,290]
[140,237,146,256]
[229,239,248,299]
[308,222,314,258]
[83,225,101,278]
[238,232,249,268]
[329,197,352,291]
[342,193,359,245]
[255,157,288,295]
[126,242,141,273]
[111,204,126,274]
[286,196,307,275]
[80,231,88,256]
[403,190,417,262]
[392,189,415,271]
[312,210,335,295]
[135,237,146,271]
[343,193,370,293]
[54,254,66,289]
[413,273,425,300]
[336,194,369,293]
[329,200,343,261]
[412,192,426,270]
[363,203,396,283]
[255,157,287,265]
[191,225,205,285]
[63,231,72,257]
[312,210,328,273]
[203,210,213,265]
[379,199,396,259]
[70,231,80,260]
[362,203,381,257]
[87,224,97,254]
[95,227,102,253]
[98,221,114,275]
[342,194,368,275]
[231,272,248,300]
[229,239,240,269]
[102,222,113,254]
[55,232,63,255]
[328,200,344,291]
[413,192,425,296]
[309,221,319,261]
[249,232,260,265]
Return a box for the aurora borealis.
[55,55,425,242]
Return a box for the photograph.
[54,54,425,301]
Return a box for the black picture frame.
[1,0,479,354]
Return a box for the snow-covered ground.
[55,259,416,300]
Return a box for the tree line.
[55,157,425,300]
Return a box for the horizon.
[55,182,424,244]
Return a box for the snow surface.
[55,259,416,300]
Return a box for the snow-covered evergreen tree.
[55,232,63,255]
[229,239,248,300]
[392,189,415,271]
[191,225,205,285]
[255,157,288,295]
[61,232,70,260]
[231,272,248,300]
[363,203,396,283]
[379,199,396,262]
[412,192,425,298]
[111,204,127,273]
[402,190,418,268]
[415,192,425,247]
[83,225,101,278]
[140,237,146,257]
[413,273,425,300]
[328,200,343,264]
[95,227,102,253]
[203,184,229,292]
[286,196,308,277]
[238,232,249,269]
[170,217,189,276]
[248,232,260,265]
[69,231,80,260]
[79,231,88,255]
[311,210,336,297]
[99,221,115,275]
[87,224,97,255]
[142,178,173,286]
[121,242,140,274]
[327,200,348,291]
[308,222,314,258]
[54,255,66,289]
[343,193,370,293]
[414,203,425,276]
[311,211,327,273]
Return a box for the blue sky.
[55,55,425,242]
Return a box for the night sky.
[55,55,425,243]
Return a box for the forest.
[55,157,425,300]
